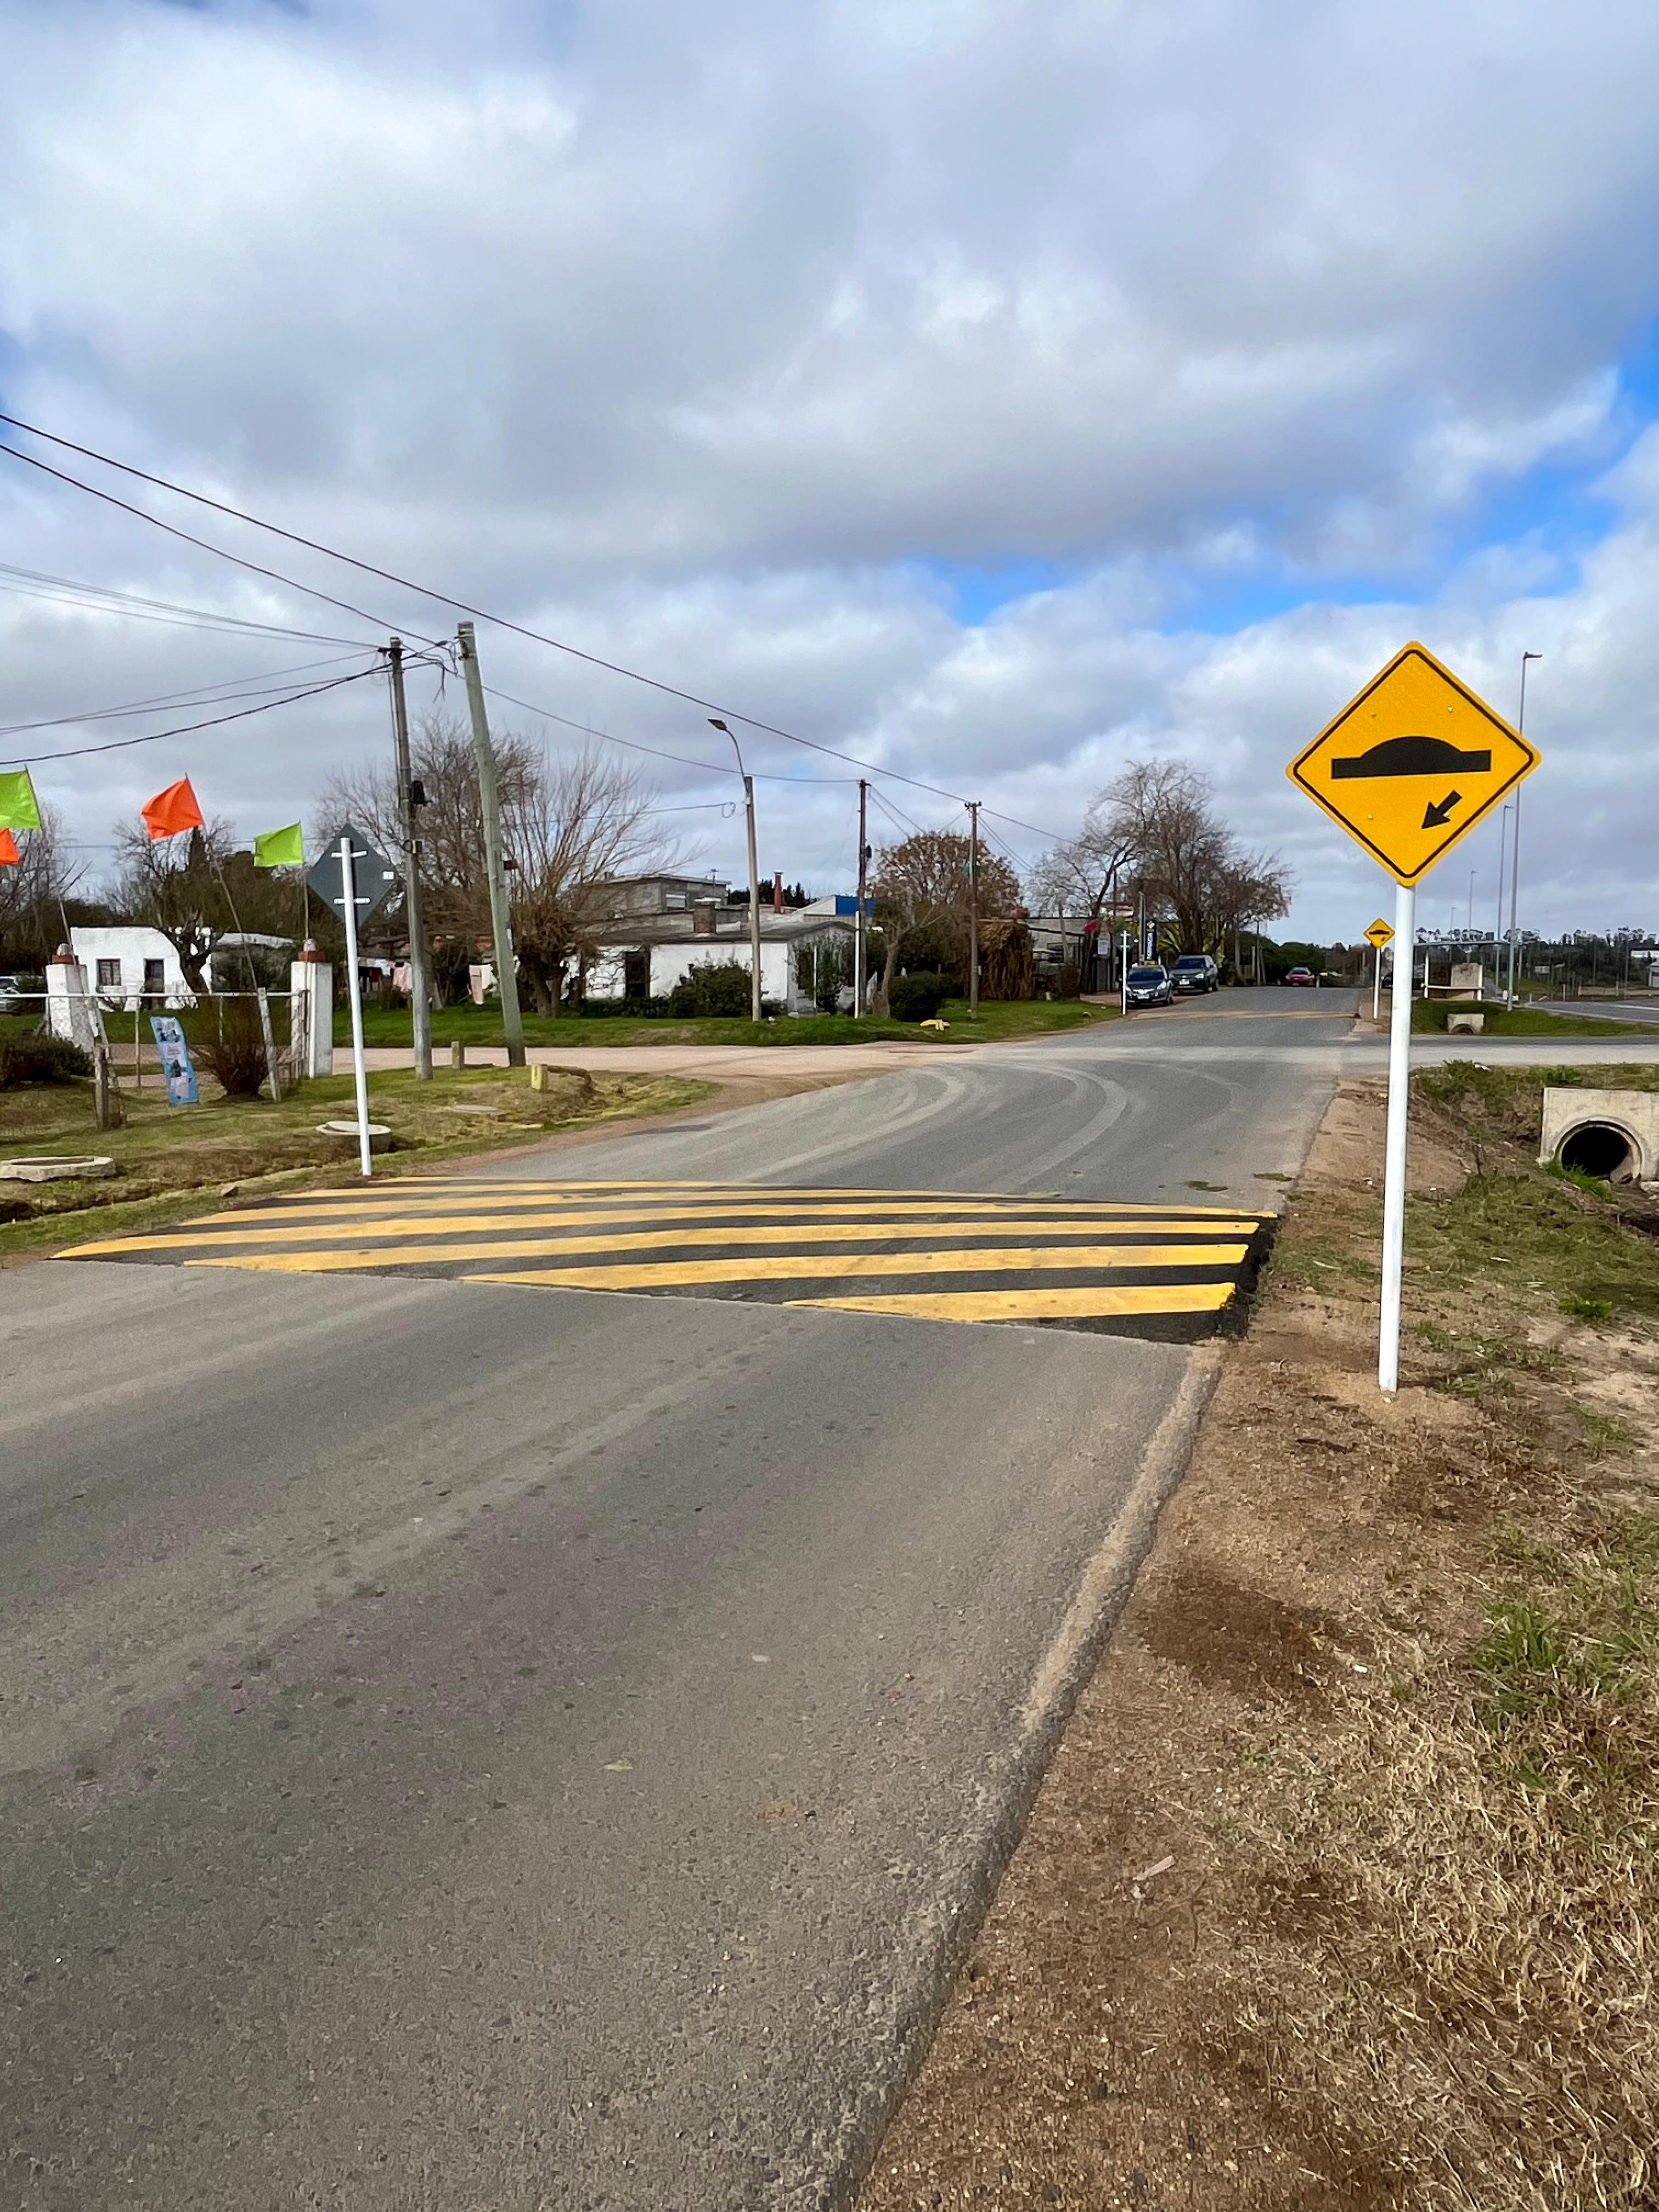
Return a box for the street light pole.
[709,720,763,1022]
[967,800,981,1016]
[1506,652,1541,1007]
[456,622,526,1066]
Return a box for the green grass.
[1412,998,1649,1036]
[1406,1171,1659,1324]
[0,1063,708,1256]
[340,995,1117,1051]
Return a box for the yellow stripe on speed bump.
[72,1204,1261,1258]
[455,1243,1248,1291]
[786,1283,1237,1322]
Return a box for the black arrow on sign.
[1421,789,1462,828]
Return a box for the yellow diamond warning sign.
[1288,642,1539,884]
[1363,916,1393,949]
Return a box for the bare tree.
[112,819,239,995]
[505,747,685,1014]
[315,713,539,946]
[1036,760,1289,962]
[871,830,1022,1009]
[0,803,81,963]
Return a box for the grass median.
[0,1062,709,1260]
[1410,997,1649,1036]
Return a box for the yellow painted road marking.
[451,1243,1249,1291]
[72,1205,1260,1258]
[785,1283,1235,1322]
[234,1178,1258,1216]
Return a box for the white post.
[338,832,374,1178]
[1372,943,1383,1022]
[1119,929,1130,1015]
[1378,880,1415,1393]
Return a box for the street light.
[1506,652,1542,1006]
[709,719,763,1022]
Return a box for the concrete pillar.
[290,943,333,1079]
[45,946,103,1055]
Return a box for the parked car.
[1283,966,1316,988]
[1170,953,1220,994]
[0,975,22,1014]
[1125,963,1174,1006]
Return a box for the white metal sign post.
[336,832,374,1178]
[1288,644,1540,1392]
[307,825,398,1182]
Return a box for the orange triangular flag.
[140,776,204,841]
[0,828,17,865]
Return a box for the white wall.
[70,927,194,1009]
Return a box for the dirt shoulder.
[858,1065,1659,2212]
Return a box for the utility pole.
[709,720,763,1021]
[854,779,869,1018]
[386,639,432,1081]
[1506,652,1541,1007]
[456,622,526,1066]
[967,800,980,1016]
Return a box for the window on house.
[664,893,687,909]
[96,959,121,989]
[143,959,166,1000]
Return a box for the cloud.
[0,0,1655,939]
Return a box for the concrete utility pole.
[709,720,763,1022]
[854,779,868,1018]
[1506,652,1541,1007]
[967,800,980,1016]
[456,622,526,1066]
[386,639,432,1081]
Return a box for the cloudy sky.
[2,0,1656,940]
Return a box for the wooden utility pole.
[967,800,981,1015]
[387,639,432,1081]
[455,622,526,1066]
[854,780,868,1018]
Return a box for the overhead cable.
[0,413,1066,827]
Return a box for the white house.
[583,880,860,1013]
[70,927,195,1009]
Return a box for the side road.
[860,1064,1659,2211]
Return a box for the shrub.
[191,997,277,1100]
[665,961,757,1018]
[0,1034,91,1088]
[889,970,949,1023]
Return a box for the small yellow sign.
[1363,917,1394,948]
[1288,642,1539,884]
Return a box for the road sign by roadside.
[307,827,399,926]
[1364,917,1394,949]
[1287,642,1539,885]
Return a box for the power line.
[0,561,376,647]
[0,650,381,740]
[0,413,1066,825]
[0,436,444,646]
[2,665,387,767]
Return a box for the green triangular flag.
[252,822,304,868]
[0,770,41,832]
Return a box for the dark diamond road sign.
[307,826,399,925]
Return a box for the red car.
[1283,967,1316,987]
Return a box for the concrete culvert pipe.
[1558,1121,1637,1182]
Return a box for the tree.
[504,747,683,1015]
[316,713,540,948]
[112,820,239,995]
[0,803,82,967]
[1035,761,1289,963]
[870,830,1021,1009]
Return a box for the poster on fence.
[149,1015,198,1107]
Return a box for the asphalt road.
[1,989,1353,2210]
